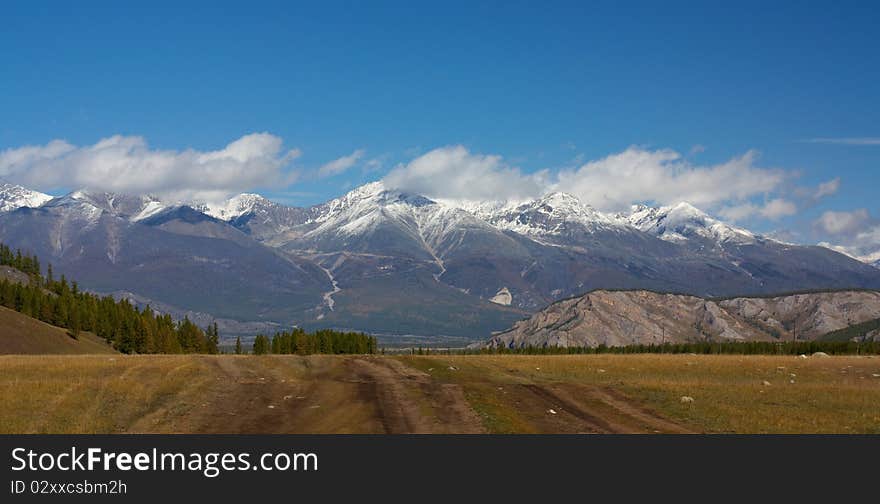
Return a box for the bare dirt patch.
[348,357,484,433]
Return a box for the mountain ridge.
[0,182,53,213]
[485,288,880,348]
[1,181,879,340]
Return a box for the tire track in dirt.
[132,356,483,434]
[521,384,617,433]
[131,356,316,433]
[347,357,484,434]
[517,383,693,434]
[593,387,694,434]
[128,356,689,434]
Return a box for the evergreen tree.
[210,322,220,350]
[253,334,270,355]
[69,304,81,339]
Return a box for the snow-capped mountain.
[861,253,880,270]
[1,180,879,341]
[296,181,498,256]
[39,190,168,224]
[197,193,311,246]
[466,192,623,240]
[201,193,270,221]
[0,187,331,328]
[625,201,755,247]
[0,182,52,213]
[815,243,880,270]
[857,250,880,269]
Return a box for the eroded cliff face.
[486,290,880,348]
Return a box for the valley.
[1,181,879,343]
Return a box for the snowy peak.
[46,190,166,222]
[626,201,754,245]
[290,182,504,268]
[467,191,621,238]
[0,182,52,213]
[312,182,437,228]
[855,250,880,269]
[526,191,613,224]
[317,182,433,218]
[201,193,271,221]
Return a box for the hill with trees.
[0,305,116,354]
[819,317,880,342]
[0,242,376,356]
[0,242,218,354]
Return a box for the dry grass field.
[401,354,880,434]
[1,353,878,434]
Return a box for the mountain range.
[0,180,878,342]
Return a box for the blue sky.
[1,1,878,256]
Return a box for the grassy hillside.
[0,306,115,354]
[820,317,880,342]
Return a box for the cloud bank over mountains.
[382,144,835,227]
[2,134,812,216]
[816,209,880,263]
[382,145,547,203]
[0,133,300,203]
[0,133,866,256]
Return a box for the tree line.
[0,243,218,354]
[454,339,880,356]
[249,328,377,355]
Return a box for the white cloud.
[0,133,300,202]
[815,209,880,264]
[814,177,840,199]
[363,156,385,173]
[718,198,797,222]
[815,209,871,236]
[717,203,760,222]
[383,145,546,202]
[805,137,880,145]
[760,198,798,220]
[553,146,787,212]
[317,149,365,178]
[384,144,800,220]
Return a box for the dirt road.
[126,355,689,434]
[8,354,877,434]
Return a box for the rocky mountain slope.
[485,289,880,348]
[1,180,879,341]
[0,191,331,324]
[233,182,880,308]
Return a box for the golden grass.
[0,306,116,355]
[0,354,385,434]
[3,354,878,434]
[401,354,880,434]
[0,355,210,433]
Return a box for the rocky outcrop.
[485,289,880,348]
